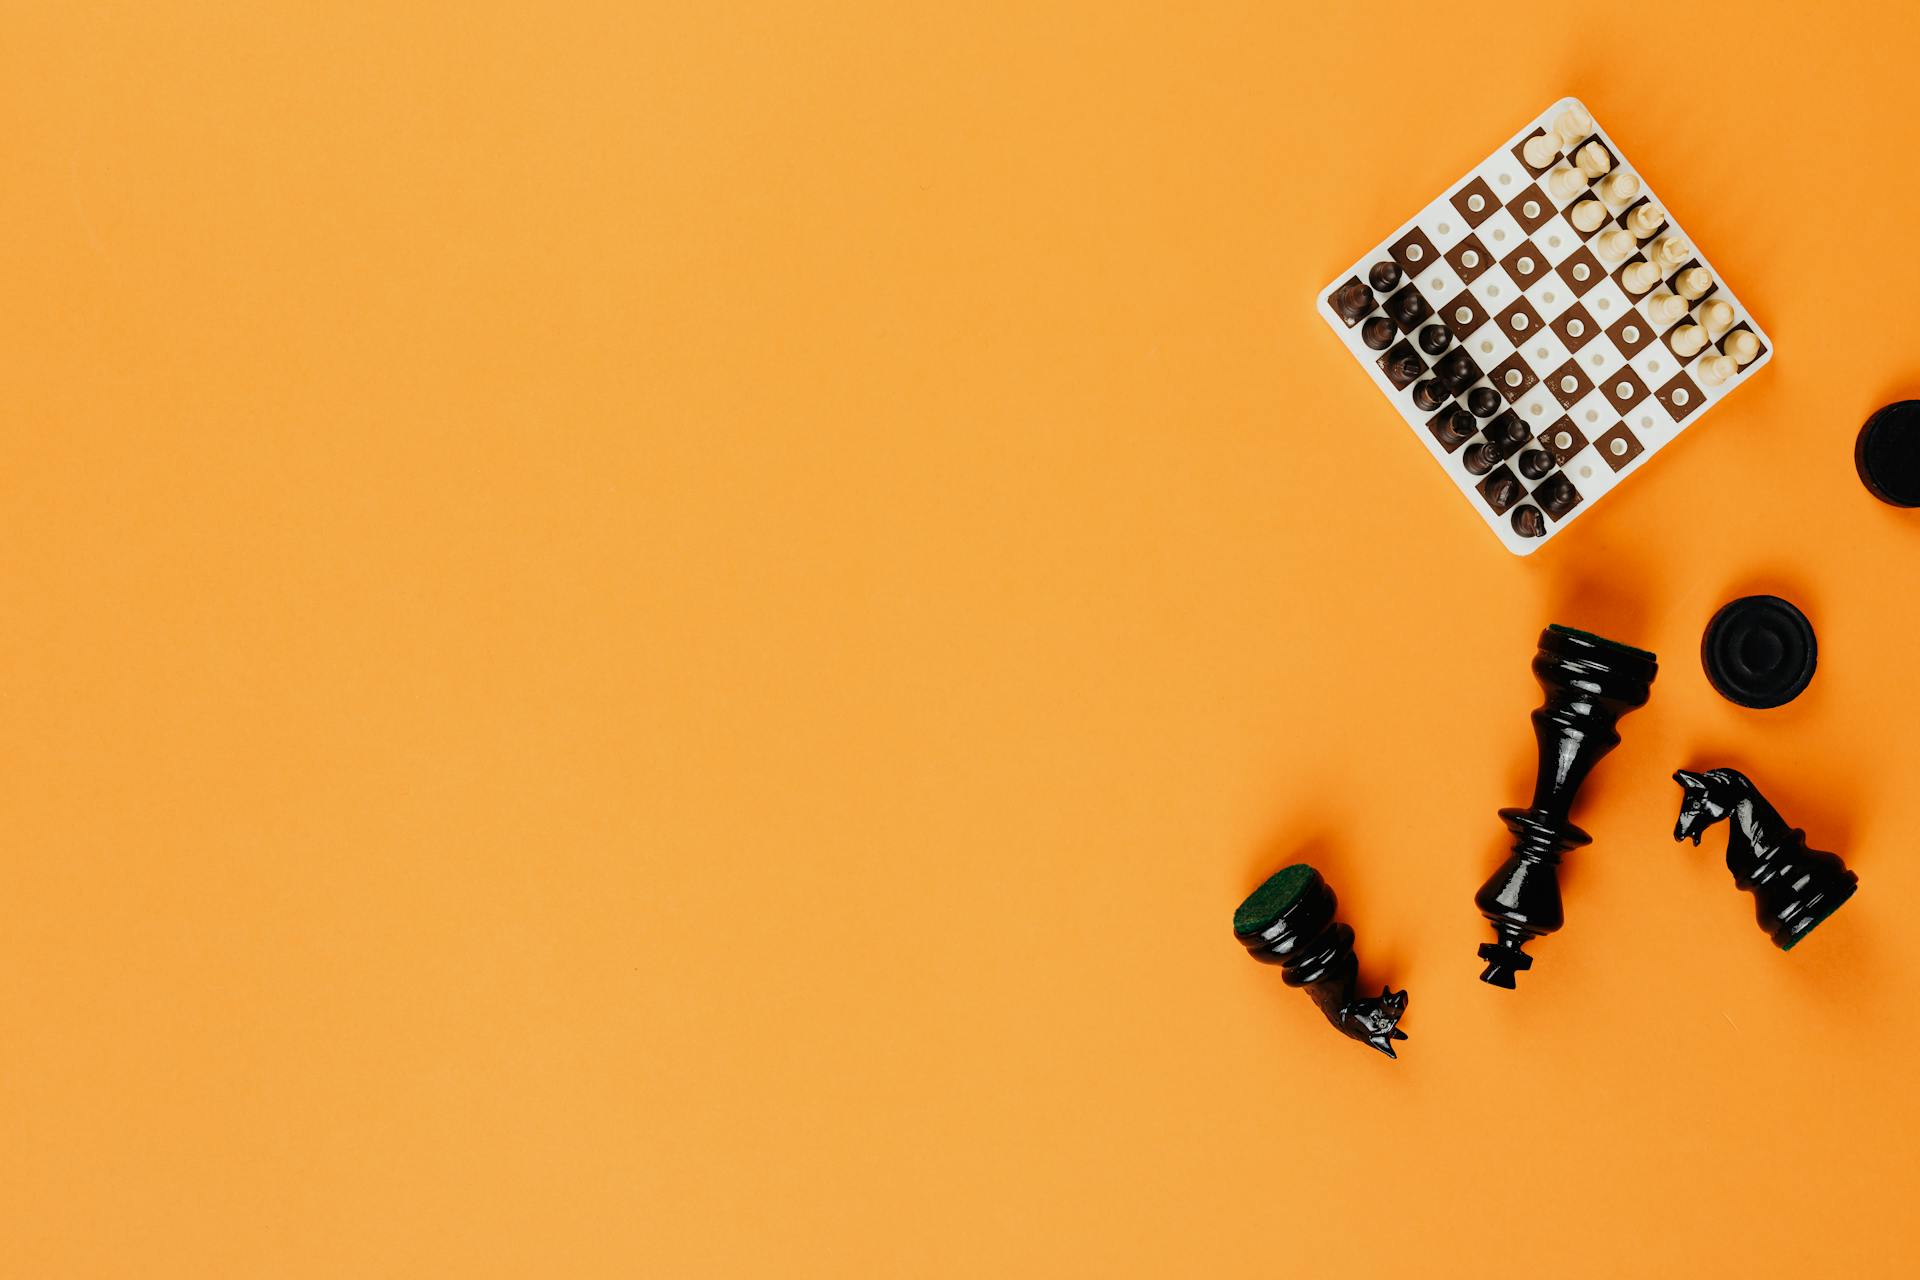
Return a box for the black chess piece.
[1475,625,1658,988]
[1233,864,1408,1058]
[1672,768,1858,950]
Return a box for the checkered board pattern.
[1317,97,1772,555]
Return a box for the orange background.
[5,2,1920,1275]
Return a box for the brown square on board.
[1505,183,1555,234]
[1440,290,1489,339]
[1389,228,1440,278]
[1554,245,1604,297]
[1544,357,1593,409]
[1599,366,1650,413]
[1607,310,1655,358]
[1654,370,1704,424]
[1444,233,1494,284]
[1450,177,1500,228]
[1489,352,1538,404]
[1540,416,1588,466]
[1497,297,1545,344]
[1552,302,1600,353]
[1595,422,1644,471]
[1500,243,1550,289]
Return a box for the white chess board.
[1317,97,1772,555]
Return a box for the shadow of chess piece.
[1233,864,1408,1058]
[1475,625,1658,988]
[1672,768,1858,950]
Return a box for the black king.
[1475,625,1658,988]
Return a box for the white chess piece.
[1523,133,1563,168]
[1594,228,1636,261]
[1625,204,1664,238]
[1598,171,1641,205]
[1554,105,1594,143]
[1697,354,1738,386]
[1699,299,1735,334]
[1576,141,1612,178]
[1647,292,1687,325]
[1676,267,1714,299]
[1650,236,1691,270]
[1621,261,1660,294]
[1548,167,1588,200]
[1569,200,1608,232]
[1725,330,1761,365]
[1670,324,1707,357]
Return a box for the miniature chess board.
[1318,98,1772,555]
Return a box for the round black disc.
[1856,401,1920,507]
[1701,595,1817,709]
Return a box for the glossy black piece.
[1334,280,1375,325]
[1701,594,1816,709]
[1411,379,1447,412]
[1234,864,1409,1059]
[1517,447,1552,480]
[1673,769,1858,950]
[1855,400,1920,507]
[1417,323,1452,356]
[1368,261,1402,292]
[1433,348,1479,393]
[1467,386,1501,418]
[1361,316,1395,350]
[1510,504,1546,538]
[1475,625,1658,988]
[1432,405,1476,448]
[1386,285,1430,329]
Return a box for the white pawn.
[1676,267,1714,299]
[1625,204,1665,238]
[1555,105,1594,143]
[1523,132,1563,168]
[1621,260,1661,294]
[1725,330,1761,365]
[1576,140,1613,178]
[1647,291,1688,325]
[1697,354,1738,386]
[1598,171,1641,205]
[1699,299,1735,334]
[1670,323,1707,356]
[1570,199,1609,232]
[1548,167,1588,200]
[1595,228,1636,261]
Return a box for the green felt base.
[1780,882,1857,951]
[1234,864,1313,936]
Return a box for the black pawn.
[1368,261,1402,292]
[1467,386,1501,418]
[1362,316,1395,350]
[1418,323,1452,356]
[1234,864,1409,1058]
[1411,379,1447,412]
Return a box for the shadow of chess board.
[1318,98,1772,555]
